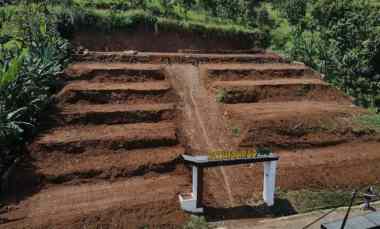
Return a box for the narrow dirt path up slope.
[165,64,239,208]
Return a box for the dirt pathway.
[165,64,239,207]
[0,174,188,228]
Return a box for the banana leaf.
[0,48,28,88]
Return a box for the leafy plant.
[355,112,380,133]
[272,0,380,107]
[215,88,227,103]
[0,2,69,176]
[183,216,210,229]
[231,126,241,137]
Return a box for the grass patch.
[215,89,227,103]
[277,186,380,214]
[231,126,241,137]
[355,110,380,133]
[183,216,210,229]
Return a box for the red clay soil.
[165,64,241,208]
[213,78,325,86]
[224,101,363,120]
[3,53,380,228]
[1,62,191,229]
[58,81,172,93]
[64,63,166,82]
[75,51,286,64]
[199,58,380,210]
[57,81,178,105]
[59,103,176,125]
[222,141,380,205]
[203,63,316,81]
[71,25,259,52]
[34,122,179,152]
[0,174,191,229]
[32,146,185,185]
[211,79,352,104]
[222,102,374,148]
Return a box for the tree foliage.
[273,0,380,107]
[0,2,69,176]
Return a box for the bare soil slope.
[1,52,380,228]
[200,62,380,206]
[71,24,260,52]
[1,62,192,229]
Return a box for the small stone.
[123,50,138,55]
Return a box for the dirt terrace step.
[224,142,380,201]
[203,63,317,81]
[224,101,363,120]
[59,103,176,125]
[212,79,351,104]
[74,51,286,64]
[33,146,185,184]
[34,122,178,153]
[57,81,176,104]
[0,174,190,228]
[212,78,326,87]
[223,102,376,149]
[64,63,165,82]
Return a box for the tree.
[276,0,380,106]
[279,0,308,27]
[199,0,218,17]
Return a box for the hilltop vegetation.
[270,0,380,107]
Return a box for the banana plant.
[0,106,33,145]
[0,47,28,88]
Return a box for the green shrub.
[0,2,69,176]
[272,0,380,107]
[183,216,209,229]
[215,89,227,103]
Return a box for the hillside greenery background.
[0,0,379,183]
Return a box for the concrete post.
[192,166,198,201]
[263,160,277,206]
[192,166,203,208]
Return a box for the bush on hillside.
[273,0,380,107]
[0,2,69,176]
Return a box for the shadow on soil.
[0,154,42,224]
[1,155,42,205]
[204,198,297,222]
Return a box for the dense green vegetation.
[355,109,380,133]
[270,0,380,107]
[183,216,210,229]
[0,2,69,177]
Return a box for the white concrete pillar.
[192,165,203,209]
[192,166,198,198]
[178,165,203,213]
[263,161,277,206]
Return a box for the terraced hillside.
[200,63,380,203]
[1,51,380,228]
[1,63,191,228]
